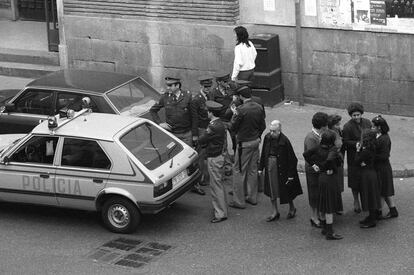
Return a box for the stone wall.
[64,15,235,92]
[0,0,10,8]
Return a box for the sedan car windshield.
[106,78,158,116]
[120,123,183,170]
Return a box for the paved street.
[0,174,413,274]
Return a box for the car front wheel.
[101,197,141,234]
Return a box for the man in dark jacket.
[228,85,266,208]
[199,101,228,223]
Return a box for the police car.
[0,105,200,233]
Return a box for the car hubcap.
[108,204,130,229]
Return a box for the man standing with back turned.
[228,85,266,209]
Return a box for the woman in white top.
[231,26,257,81]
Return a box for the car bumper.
[138,170,201,214]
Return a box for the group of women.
[302,103,398,240]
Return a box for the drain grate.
[87,237,173,270]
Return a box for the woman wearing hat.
[258,120,302,221]
[371,115,398,219]
[342,103,372,213]
[328,114,344,214]
[231,26,257,81]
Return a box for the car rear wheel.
[101,197,141,234]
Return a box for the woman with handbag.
[258,120,303,222]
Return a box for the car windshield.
[106,78,159,116]
[120,123,183,170]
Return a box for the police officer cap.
[198,75,213,87]
[205,100,223,112]
[235,85,252,98]
[215,72,230,82]
[234,79,252,87]
[165,76,181,85]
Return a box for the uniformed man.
[210,72,233,122]
[228,85,266,209]
[150,76,205,195]
[192,75,213,187]
[199,101,228,223]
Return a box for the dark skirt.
[376,161,395,197]
[318,172,338,214]
[237,69,254,81]
[267,156,280,200]
[306,172,319,208]
[359,167,381,211]
[347,165,362,191]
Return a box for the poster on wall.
[319,0,352,26]
[353,0,370,24]
[370,0,386,25]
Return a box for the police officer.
[210,72,233,122]
[199,101,228,223]
[192,75,213,187]
[228,85,266,209]
[150,76,205,195]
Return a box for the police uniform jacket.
[149,90,197,135]
[230,99,266,143]
[210,87,233,121]
[259,132,303,204]
[199,118,226,158]
[192,90,210,134]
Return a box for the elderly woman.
[342,103,372,213]
[258,120,303,222]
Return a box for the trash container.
[250,33,284,106]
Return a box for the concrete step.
[0,47,59,66]
[0,61,60,78]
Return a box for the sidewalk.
[1,75,414,177]
[264,102,414,178]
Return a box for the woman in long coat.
[258,120,303,222]
[372,115,398,219]
[342,103,372,213]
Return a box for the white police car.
[0,107,200,233]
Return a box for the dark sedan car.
[0,69,161,134]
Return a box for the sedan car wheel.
[102,197,141,234]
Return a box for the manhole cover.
[87,237,173,270]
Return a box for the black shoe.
[310,218,322,228]
[360,221,376,228]
[320,220,327,235]
[359,216,371,225]
[326,233,343,240]
[228,202,246,209]
[211,217,227,223]
[245,199,257,206]
[354,208,362,213]
[266,213,280,222]
[335,211,343,215]
[228,191,234,196]
[384,207,398,219]
[287,208,297,219]
[191,187,205,196]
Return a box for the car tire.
[101,197,141,234]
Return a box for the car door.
[55,137,111,211]
[0,135,59,206]
[0,89,55,134]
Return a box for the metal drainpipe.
[295,0,304,106]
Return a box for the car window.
[61,138,111,170]
[106,79,157,113]
[9,136,59,165]
[14,89,54,115]
[120,123,183,170]
[57,92,99,112]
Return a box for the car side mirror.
[5,103,15,112]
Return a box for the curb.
[297,161,414,178]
